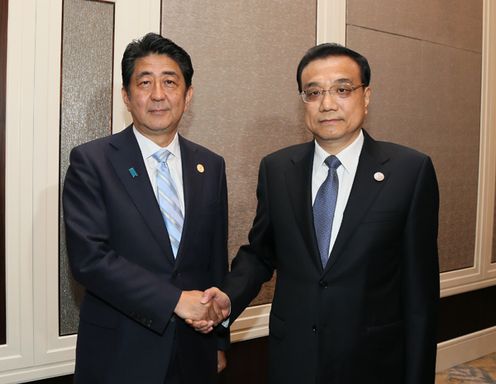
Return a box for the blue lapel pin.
[128,167,138,178]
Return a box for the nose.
[319,90,338,112]
[151,81,166,101]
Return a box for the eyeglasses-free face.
[121,54,193,146]
[300,55,370,154]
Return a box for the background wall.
[161,0,316,305]
[347,0,482,273]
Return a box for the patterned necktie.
[313,155,341,267]
[153,149,184,257]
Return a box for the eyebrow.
[135,70,179,79]
[304,78,355,88]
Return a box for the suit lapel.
[173,135,204,267]
[106,126,175,264]
[285,142,324,271]
[325,132,390,272]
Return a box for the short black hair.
[121,32,194,92]
[296,43,371,92]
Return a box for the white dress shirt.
[133,127,185,214]
[311,130,364,254]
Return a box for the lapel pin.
[374,172,385,182]
[128,167,138,178]
[196,163,205,173]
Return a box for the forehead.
[132,53,183,79]
[301,56,361,86]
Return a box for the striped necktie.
[313,155,341,267]
[153,149,184,257]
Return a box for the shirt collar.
[314,129,364,173]
[133,126,181,162]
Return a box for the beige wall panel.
[162,1,316,304]
[347,26,481,272]
[347,0,482,52]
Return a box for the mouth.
[319,118,343,124]
[149,108,169,114]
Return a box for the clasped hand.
[174,287,231,333]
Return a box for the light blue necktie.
[313,155,341,267]
[153,149,184,257]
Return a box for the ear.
[363,86,371,114]
[184,86,194,112]
[121,87,131,111]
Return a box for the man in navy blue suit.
[195,43,440,384]
[63,33,229,384]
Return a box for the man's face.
[301,55,370,153]
[122,53,193,143]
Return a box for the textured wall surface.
[59,0,114,335]
[347,0,483,272]
[162,0,317,304]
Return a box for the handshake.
[174,287,231,333]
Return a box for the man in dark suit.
[196,43,439,383]
[63,33,229,384]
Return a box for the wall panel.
[346,0,483,273]
[347,0,482,51]
[59,0,114,336]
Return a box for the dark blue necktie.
[313,155,341,267]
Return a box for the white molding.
[436,326,496,372]
[31,0,75,365]
[230,304,270,342]
[0,362,74,384]
[316,0,346,44]
[479,0,496,278]
[0,0,36,372]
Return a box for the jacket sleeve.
[223,158,276,322]
[212,159,230,350]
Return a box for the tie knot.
[325,155,341,170]
[153,148,171,164]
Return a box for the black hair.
[121,32,193,92]
[296,43,371,92]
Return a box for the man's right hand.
[185,287,231,333]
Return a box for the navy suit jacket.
[63,126,228,384]
[224,131,439,384]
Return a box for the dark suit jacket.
[63,126,228,384]
[224,130,439,384]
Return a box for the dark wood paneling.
[0,0,8,346]
[219,337,269,384]
[438,285,496,342]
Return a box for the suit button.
[170,316,176,323]
[319,280,328,288]
[312,325,317,333]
